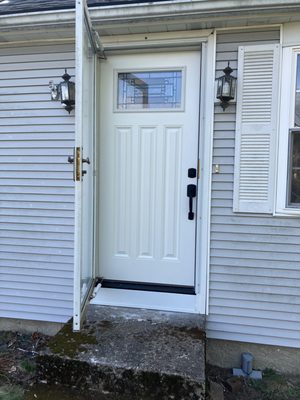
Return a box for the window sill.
[274,208,300,217]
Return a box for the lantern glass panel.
[68,82,75,105]
[217,77,223,98]
[222,78,231,97]
[230,78,236,99]
[61,82,70,102]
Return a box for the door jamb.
[95,31,216,315]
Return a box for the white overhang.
[0,0,300,42]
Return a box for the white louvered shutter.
[233,44,280,213]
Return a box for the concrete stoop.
[37,305,206,400]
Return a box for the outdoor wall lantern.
[216,62,236,111]
[49,69,75,114]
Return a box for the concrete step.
[37,305,206,400]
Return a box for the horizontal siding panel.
[0,274,71,286]
[0,194,73,202]
[211,214,300,227]
[0,141,73,148]
[210,306,300,324]
[216,29,280,44]
[206,329,300,348]
[0,289,72,301]
[211,248,300,262]
[210,289,300,305]
[0,50,74,63]
[207,316,300,334]
[0,124,73,132]
[0,281,72,292]
[0,216,73,225]
[0,201,74,210]
[0,94,65,103]
[0,222,74,233]
[0,208,74,218]
[0,267,73,279]
[0,109,74,118]
[210,297,300,312]
[0,252,73,264]
[0,310,70,323]
[211,257,300,270]
[0,302,72,316]
[211,240,300,254]
[211,221,300,235]
[0,101,72,110]
[0,43,75,323]
[0,259,73,272]
[0,59,75,72]
[0,158,72,165]
[211,273,300,288]
[211,231,300,244]
[0,117,74,125]
[0,162,73,170]
[0,231,73,241]
[212,265,300,278]
[210,281,300,297]
[0,237,73,249]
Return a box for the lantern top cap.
[223,62,233,76]
[62,68,71,82]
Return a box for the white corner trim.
[196,31,216,315]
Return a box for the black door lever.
[187,184,197,220]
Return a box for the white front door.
[98,51,200,289]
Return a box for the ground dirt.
[207,364,300,400]
[1,331,300,400]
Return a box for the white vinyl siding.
[234,44,280,214]
[0,43,75,323]
[207,28,300,348]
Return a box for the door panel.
[99,52,200,287]
[73,0,96,331]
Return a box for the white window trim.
[276,46,300,216]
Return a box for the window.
[295,55,300,127]
[287,55,300,207]
[116,70,183,111]
[288,132,300,206]
[277,47,300,215]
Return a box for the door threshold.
[99,279,195,295]
[90,287,199,314]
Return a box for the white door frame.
[93,30,216,315]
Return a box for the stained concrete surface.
[38,305,206,399]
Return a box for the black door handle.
[187,184,197,220]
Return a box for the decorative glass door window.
[117,70,183,110]
[288,54,300,206]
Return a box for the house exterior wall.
[206,27,300,349]
[0,42,75,323]
[1,22,300,349]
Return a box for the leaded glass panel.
[117,70,182,110]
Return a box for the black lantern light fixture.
[49,69,75,114]
[216,62,236,111]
